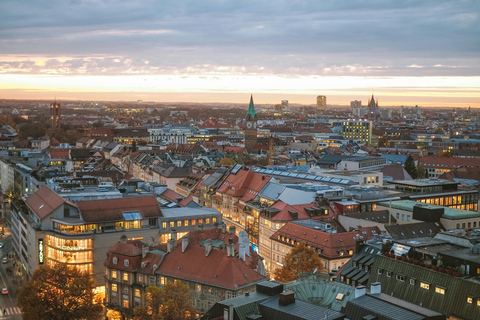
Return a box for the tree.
[218,157,235,166]
[18,264,103,320]
[133,283,196,320]
[417,166,427,179]
[274,242,325,283]
[404,154,417,179]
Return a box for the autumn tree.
[18,263,103,320]
[404,154,418,179]
[133,283,196,320]
[274,242,325,283]
[218,157,235,166]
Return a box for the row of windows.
[378,268,445,295]
[161,217,217,229]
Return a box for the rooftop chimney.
[171,229,178,241]
[239,243,246,261]
[279,291,295,306]
[355,285,366,299]
[227,238,235,257]
[142,244,149,258]
[222,222,227,233]
[370,282,381,294]
[167,239,176,253]
[120,235,127,243]
[199,223,204,233]
[182,234,189,253]
[229,225,236,235]
[205,238,213,257]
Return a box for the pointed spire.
[246,94,256,120]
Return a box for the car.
[0,243,3,249]
[2,257,7,264]
[1,288,7,295]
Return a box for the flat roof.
[161,207,220,218]
[388,179,458,187]
[395,237,447,247]
[378,200,480,220]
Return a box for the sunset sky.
[0,0,479,107]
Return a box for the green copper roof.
[246,94,256,119]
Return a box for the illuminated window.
[112,284,117,292]
[162,222,167,229]
[467,297,473,304]
[160,277,166,285]
[170,221,174,228]
[197,284,202,292]
[206,218,210,224]
[191,219,196,226]
[198,219,203,224]
[177,221,181,227]
[213,218,216,223]
[111,271,117,279]
[138,274,143,283]
[420,282,430,290]
[123,273,129,281]
[123,299,129,308]
[435,287,445,295]
[135,289,140,297]
[184,220,189,226]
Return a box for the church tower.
[367,94,378,121]
[245,95,257,153]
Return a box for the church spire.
[246,94,256,120]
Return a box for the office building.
[316,95,326,111]
[342,120,372,144]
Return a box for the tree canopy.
[17,264,103,320]
[133,283,196,320]
[274,242,325,283]
[404,154,418,179]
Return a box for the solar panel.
[288,173,298,177]
[340,179,350,184]
[265,170,274,174]
[297,174,307,178]
[331,178,341,183]
[315,176,323,180]
[281,172,290,176]
[231,164,243,174]
[306,175,317,180]
[321,177,331,182]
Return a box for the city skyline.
[1,0,479,107]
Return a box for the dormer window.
[124,259,129,267]
[113,257,118,264]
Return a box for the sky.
[0,0,479,107]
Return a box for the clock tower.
[245,95,257,153]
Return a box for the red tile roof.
[157,239,265,290]
[159,189,182,202]
[77,196,162,223]
[48,148,71,159]
[271,223,380,259]
[419,155,480,169]
[25,186,66,219]
[268,201,318,221]
[217,169,270,198]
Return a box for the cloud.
[0,0,478,77]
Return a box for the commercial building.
[342,120,372,144]
[317,95,327,111]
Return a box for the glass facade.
[46,235,94,273]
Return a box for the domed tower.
[245,95,257,153]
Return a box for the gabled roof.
[385,222,444,240]
[156,238,265,290]
[24,186,66,219]
[76,196,162,223]
[267,201,316,221]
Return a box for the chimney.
[229,225,236,235]
[355,237,365,254]
[199,223,204,233]
[355,285,366,298]
[205,239,213,257]
[239,243,246,261]
[182,234,189,253]
[279,291,295,306]
[142,244,149,258]
[171,229,178,241]
[148,236,155,247]
[370,282,381,294]
[227,238,235,257]
[167,239,176,253]
[222,222,227,234]
[239,231,250,257]
[120,235,127,243]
